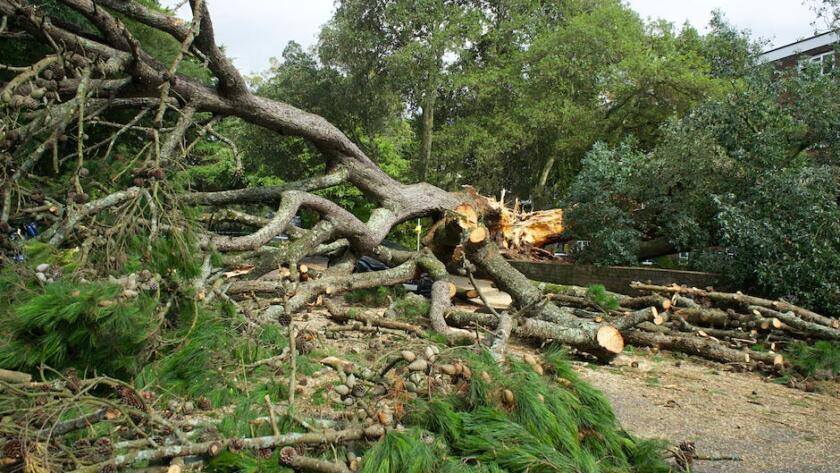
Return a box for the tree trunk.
[419,91,436,182]
[532,154,556,209]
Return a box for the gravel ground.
[578,352,840,473]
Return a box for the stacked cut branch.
[441,278,838,370]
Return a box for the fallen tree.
[0,0,630,359]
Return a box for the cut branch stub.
[596,326,625,354]
[454,203,479,227]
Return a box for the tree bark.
[622,330,783,368]
[532,154,556,209]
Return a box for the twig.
[466,263,501,318]
[264,395,280,438]
[288,321,297,415]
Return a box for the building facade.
[760,31,838,74]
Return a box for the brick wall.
[509,262,721,295]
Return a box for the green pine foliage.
[360,429,445,473]
[136,308,288,406]
[344,285,405,307]
[0,280,156,377]
[388,294,431,323]
[586,284,620,311]
[364,347,669,473]
[786,341,840,378]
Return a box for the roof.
[759,31,839,63]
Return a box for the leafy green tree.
[320,0,480,181]
[433,1,724,207]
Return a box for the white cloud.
[164,0,822,73]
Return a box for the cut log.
[468,226,488,244]
[623,330,784,369]
[463,238,623,356]
[631,282,838,329]
[750,306,840,341]
[446,310,625,356]
[453,203,479,227]
[613,307,658,331]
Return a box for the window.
[801,51,835,75]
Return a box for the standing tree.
[320,0,479,182]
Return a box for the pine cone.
[65,367,81,393]
[295,329,316,355]
[95,438,113,457]
[114,385,145,411]
[196,396,212,411]
[99,464,117,473]
[229,438,245,452]
[3,438,23,459]
[279,446,296,465]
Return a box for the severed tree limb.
[428,279,475,343]
[612,307,658,331]
[489,312,514,362]
[750,306,840,341]
[463,232,624,356]
[279,447,351,473]
[623,330,784,368]
[672,307,769,330]
[631,282,838,329]
[45,187,142,246]
[37,408,119,440]
[323,299,424,336]
[71,426,381,472]
[182,167,349,206]
[671,317,757,342]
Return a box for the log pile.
[445,279,840,371]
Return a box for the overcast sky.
[162,0,822,75]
